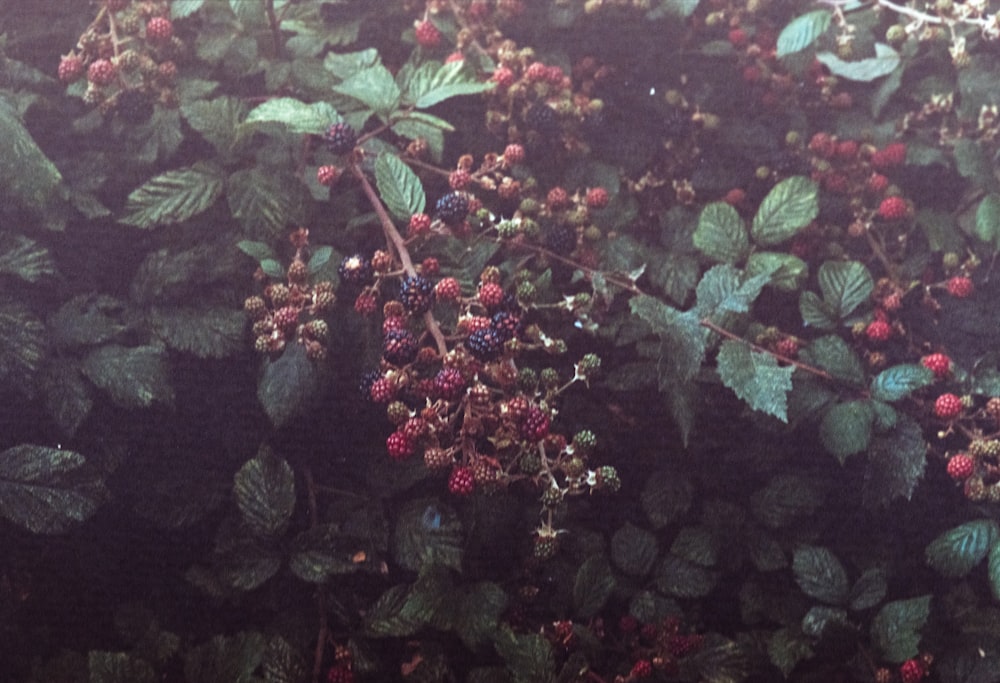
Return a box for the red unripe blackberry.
[525,61,548,82]
[434,192,469,225]
[877,196,908,220]
[865,320,891,343]
[946,275,973,298]
[619,615,638,633]
[808,132,836,159]
[478,282,505,310]
[87,59,117,86]
[382,314,406,335]
[448,465,475,496]
[324,122,357,155]
[326,665,355,683]
[386,431,415,460]
[421,257,440,276]
[157,60,177,82]
[921,353,951,379]
[585,187,609,209]
[934,393,963,420]
[947,454,974,481]
[58,54,85,83]
[445,51,463,63]
[742,65,762,83]
[503,143,525,165]
[433,367,466,400]
[408,213,431,236]
[723,188,746,206]
[630,659,653,679]
[821,172,849,194]
[353,293,377,316]
[834,140,858,160]
[458,315,491,335]
[145,17,174,44]
[867,173,889,194]
[871,142,907,171]
[776,337,799,358]
[449,169,471,190]
[414,20,442,48]
[492,66,515,88]
[383,329,419,366]
[399,274,435,314]
[728,28,747,48]
[434,277,461,302]
[317,165,341,187]
[668,633,705,657]
[546,186,570,210]
[272,306,299,335]
[520,406,550,442]
[899,659,924,683]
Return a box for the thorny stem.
[349,162,449,357]
[700,318,836,381]
[509,240,646,296]
[865,225,898,282]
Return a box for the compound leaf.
[716,340,794,422]
[751,176,818,246]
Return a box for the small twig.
[265,0,284,58]
[700,318,835,381]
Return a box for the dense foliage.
[5,0,1000,681]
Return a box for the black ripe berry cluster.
[383,329,419,366]
[465,328,503,362]
[434,192,469,225]
[524,103,559,134]
[324,122,357,155]
[399,275,435,314]
[116,89,154,124]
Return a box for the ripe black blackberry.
[359,368,381,400]
[465,328,503,362]
[338,254,373,287]
[524,103,559,135]
[115,89,153,124]
[545,225,576,253]
[324,122,357,154]
[383,330,419,366]
[399,275,435,314]
[434,192,469,225]
[490,311,521,342]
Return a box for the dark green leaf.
[870,364,934,402]
[48,295,125,349]
[0,235,57,282]
[767,627,813,677]
[693,202,749,263]
[611,523,659,576]
[262,635,307,683]
[817,43,900,82]
[260,259,285,279]
[41,359,93,438]
[0,444,105,534]
[236,240,277,264]
[792,545,849,605]
[149,306,245,359]
[819,400,873,463]
[776,10,832,57]
[243,97,338,135]
[493,625,555,683]
[181,96,247,155]
[685,637,750,683]
[671,525,718,567]
[184,631,266,683]
[393,498,463,572]
[696,263,774,317]
[801,605,848,637]
[234,447,295,537]
[817,260,873,319]
[974,194,1000,247]
[799,291,838,330]
[308,246,333,274]
[746,526,788,572]
[120,162,224,228]
[989,542,1000,602]
[574,555,616,618]
[409,60,495,109]
[871,596,931,663]
[365,584,429,637]
[750,475,821,528]
[0,302,47,390]
[925,519,999,578]
[641,469,693,528]
[655,553,717,598]
[954,138,999,192]
[172,0,205,19]
[0,102,65,228]
[88,651,157,683]
[227,167,308,239]
[374,153,426,222]
[455,582,508,650]
[751,176,818,246]
[716,340,794,421]
[630,295,705,382]
[801,335,865,385]
[850,567,888,611]
[746,251,808,292]
[82,344,173,409]
[257,342,320,428]
[863,415,926,506]
[332,64,401,118]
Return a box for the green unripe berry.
[886,24,906,45]
[516,281,538,304]
[572,430,597,454]
[583,225,602,242]
[521,218,540,238]
[519,451,542,474]
[596,465,621,492]
[540,367,560,389]
[755,165,771,180]
[577,353,601,377]
[519,367,539,392]
[519,198,540,214]
[387,401,410,425]
[943,252,960,269]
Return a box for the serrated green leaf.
[871,596,931,663]
[121,162,224,228]
[746,251,808,291]
[237,240,277,264]
[716,340,793,421]
[746,526,788,572]
[989,542,1000,602]
[408,60,495,109]
[630,295,705,382]
[0,234,57,282]
[801,335,865,384]
[974,194,1000,247]
[494,625,555,683]
[0,444,104,534]
[863,415,926,506]
[751,176,818,246]
[181,96,247,155]
[82,344,173,409]
[393,499,463,572]
[611,523,659,576]
[374,153,426,222]
[799,290,838,329]
[0,102,65,227]
[802,605,849,637]
[641,469,693,528]
[817,43,900,82]
[130,245,239,305]
[870,364,934,402]
[574,555,616,618]
[0,302,46,391]
[767,627,813,677]
[41,359,93,439]
[228,167,307,238]
[818,260,874,318]
[671,525,718,567]
[243,97,338,135]
[149,306,245,359]
[333,64,401,118]
[257,341,320,428]
[365,584,429,637]
[750,475,821,528]
[925,520,999,578]
[686,637,750,683]
[184,632,266,683]
[307,246,333,274]
[234,447,295,537]
[88,651,157,683]
[171,0,205,19]
[850,567,888,611]
[819,400,873,463]
[776,10,832,57]
[262,635,307,683]
[392,117,445,163]
[260,258,285,279]
[693,202,749,263]
[793,545,849,605]
[455,582,508,650]
[48,294,125,349]
[696,263,774,317]
[655,553,717,598]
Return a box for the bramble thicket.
[5,0,1000,682]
